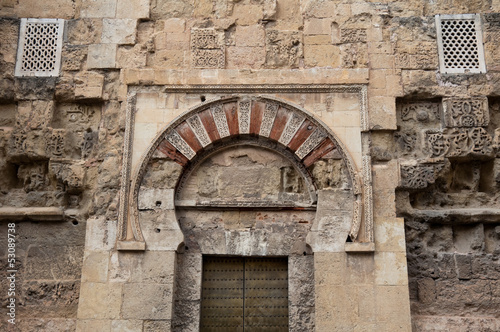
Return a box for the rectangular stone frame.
[117,84,374,251]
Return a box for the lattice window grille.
[436,14,486,74]
[15,18,64,77]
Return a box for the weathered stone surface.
[121,283,173,319]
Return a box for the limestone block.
[375,285,411,328]
[374,251,409,286]
[77,282,122,319]
[25,245,84,280]
[143,320,172,332]
[140,210,184,250]
[116,45,147,68]
[87,44,117,69]
[304,18,332,35]
[15,319,76,332]
[81,0,117,18]
[150,0,194,19]
[314,252,346,286]
[76,320,111,332]
[122,283,174,319]
[226,47,266,69]
[304,35,332,45]
[85,217,117,251]
[235,25,265,47]
[151,49,186,68]
[117,0,150,19]
[102,19,137,45]
[368,95,397,130]
[75,71,105,100]
[374,217,406,252]
[16,0,76,19]
[67,19,102,45]
[62,45,87,71]
[138,188,174,210]
[111,320,143,332]
[109,251,176,283]
[162,18,186,33]
[304,44,341,67]
[193,0,214,17]
[231,4,264,25]
[81,251,110,282]
[315,284,358,331]
[307,190,353,252]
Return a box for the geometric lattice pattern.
[435,14,486,74]
[15,18,64,77]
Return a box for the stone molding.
[118,85,373,250]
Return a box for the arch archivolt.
[117,90,373,251]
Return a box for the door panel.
[200,257,288,332]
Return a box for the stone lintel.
[345,242,375,252]
[117,240,146,251]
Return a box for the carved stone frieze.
[426,127,494,158]
[191,29,225,69]
[443,98,489,128]
[66,104,95,124]
[47,129,65,157]
[238,100,251,134]
[81,130,96,159]
[340,29,367,43]
[259,102,279,137]
[187,114,211,147]
[49,160,85,192]
[10,131,28,155]
[165,130,196,160]
[265,30,302,68]
[18,163,49,193]
[296,128,327,160]
[400,164,443,189]
[394,131,417,155]
[400,102,440,122]
[211,104,230,138]
[279,111,305,146]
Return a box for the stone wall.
[1,0,500,331]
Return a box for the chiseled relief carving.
[340,28,367,43]
[165,130,196,160]
[191,28,225,69]
[238,100,251,134]
[259,102,279,137]
[400,164,443,189]
[401,102,440,122]
[10,131,28,154]
[67,104,95,124]
[81,130,95,159]
[295,128,327,159]
[426,128,494,158]
[47,129,65,157]
[394,131,417,155]
[279,111,305,146]
[443,98,489,128]
[211,104,230,138]
[18,163,48,192]
[187,114,211,147]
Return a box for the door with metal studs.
[200,256,289,332]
